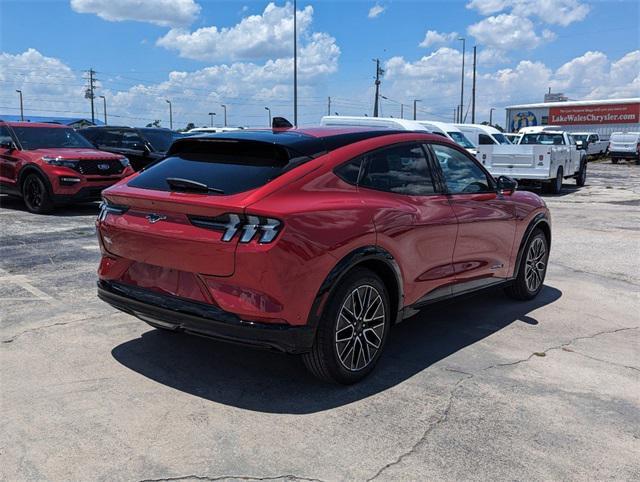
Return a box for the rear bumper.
[608,151,639,159]
[98,280,315,353]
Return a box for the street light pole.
[413,99,421,120]
[166,99,173,130]
[221,104,227,127]
[293,0,298,126]
[16,90,23,121]
[265,107,271,127]
[489,107,495,125]
[208,112,216,127]
[99,95,107,125]
[458,37,466,123]
[400,103,404,119]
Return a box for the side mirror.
[0,140,16,151]
[497,175,518,194]
[575,140,586,150]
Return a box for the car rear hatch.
[99,135,316,277]
[610,135,638,153]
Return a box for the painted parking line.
[0,268,59,306]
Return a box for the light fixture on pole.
[16,90,24,121]
[221,104,227,127]
[166,99,173,130]
[208,112,216,127]
[458,37,466,123]
[265,107,271,127]
[99,95,107,125]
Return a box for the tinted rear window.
[127,139,311,195]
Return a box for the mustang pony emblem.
[146,214,167,224]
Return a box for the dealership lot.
[1,161,639,480]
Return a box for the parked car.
[187,127,244,134]
[455,123,512,145]
[96,127,551,384]
[320,116,477,155]
[571,132,608,158]
[477,130,588,194]
[608,132,640,164]
[0,121,133,213]
[78,126,185,171]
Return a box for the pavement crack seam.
[482,326,639,371]
[138,475,325,482]
[1,314,106,343]
[563,348,640,372]
[365,372,474,481]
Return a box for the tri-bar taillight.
[189,213,282,244]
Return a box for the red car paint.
[96,127,550,353]
[0,122,134,211]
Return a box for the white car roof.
[454,123,504,135]
[417,120,463,133]
[320,116,429,131]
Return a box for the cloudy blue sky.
[1,0,638,128]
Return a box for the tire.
[505,229,549,301]
[22,173,54,214]
[575,160,587,187]
[548,166,563,194]
[302,267,391,384]
[612,158,618,164]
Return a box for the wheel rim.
[25,178,43,209]
[525,237,546,292]
[335,284,385,372]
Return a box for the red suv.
[0,122,134,213]
[97,128,551,384]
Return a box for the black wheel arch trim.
[513,213,551,279]
[307,246,404,331]
[18,164,54,196]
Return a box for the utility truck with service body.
[477,130,588,194]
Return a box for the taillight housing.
[97,199,129,221]
[189,213,282,244]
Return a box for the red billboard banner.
[549,103,640,125]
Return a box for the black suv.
[78,127,184,171]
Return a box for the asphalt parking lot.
[1,160,639,481]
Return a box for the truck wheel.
[505,229,548,301]
[611,158,618,164]
[576,160,587,187]
[302,268,390,384]
[548,166,563,194]
[22,173,54,214]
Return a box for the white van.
[187,127,244,134]
[320,116,476,154]
[608,132,640,164]
[416,121,477,155]
[455,123,512,145]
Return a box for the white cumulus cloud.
[419,30,459,48]
[368,4,386,19]
[466,0,590,27]
[70,0,201,27]
[468,14,552,51]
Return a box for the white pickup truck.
[571,132,608,158]
[476,130,588,194]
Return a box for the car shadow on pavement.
[111,285,562,414]
[0,194,100,216]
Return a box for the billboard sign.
[549,103,640,125]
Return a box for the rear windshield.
[127,139,311,195]
[521,133,565,145]
[447,131,475,149]
[12,127,94,150]
[611,134,639,143]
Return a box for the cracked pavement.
[1,161,639,481]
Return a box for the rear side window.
[0,126,13,145]
[478,134,495,145]
[127,139,311,195]
[335,158,362,185]
[359,143,437,195]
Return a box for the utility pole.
[489,107,495,125]
[471,46,477,124]
[400,103,404,119]
[453,108,457,122]
[221,104,227,126]
[265,106,271,127]
[208,112,216,127]
[16,90,23,121]
[327,96,331,116]
[166,99,173,130]
[85,68,97,124]
[293,0,298,126]
[413,99,421,120]
[458,38,465,123]
[99,95,107,125]
[372,58,384,117]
